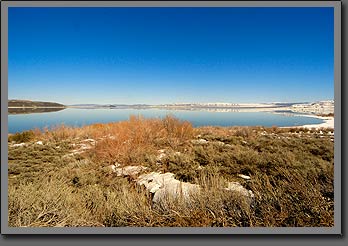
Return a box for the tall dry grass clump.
[89,115,194,166]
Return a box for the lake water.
[8,108,324,134]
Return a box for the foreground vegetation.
[8,116,334,227]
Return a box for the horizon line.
[8,98,335,106]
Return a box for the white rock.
[152,181,200,204]
[213,141,225,146]
[225,181,254,198]
[35,141,43,145]
[136,172,200,205]
[148,183,162,193]
[156,153,166,161]
[12,143,26,147]
[191,139,208,144]
[114,162,121,167]
[105,164,117,173]
[237,174,251,180]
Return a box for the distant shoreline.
[8,106,66,108]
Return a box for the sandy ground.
[299,116,334,129]
[283,113,334,129]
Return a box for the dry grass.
[8,115,334,227]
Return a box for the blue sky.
[9,7,334,105]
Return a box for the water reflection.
[8,107,66,115]
[8,108,324,133]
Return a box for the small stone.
[191,139,208,144]
[12,143,26,147]
[238,174,251,180]
[225,181,254,198]
[157,153,166,161]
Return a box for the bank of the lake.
[8,108,326,134]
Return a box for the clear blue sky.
[9,7,334,105]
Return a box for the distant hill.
[8,100,66,108]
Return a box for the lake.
[8,108,324,134]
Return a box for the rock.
[237,174,251,180]
[106,164,117,173]
[213,141,225,146]
[137,172,255,207]
[12,143,26,147]
[191,139,208,144]
[35,141,43,145]
[114,162,121,167]
[153,181,200,204]
[136,172,200,205]
[156,153,166,161]
[225,182,254,199]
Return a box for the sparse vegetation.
[8,115,334,227]
[8,130,36,143]
[316,113,334,117]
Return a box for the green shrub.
[8,130,35,143]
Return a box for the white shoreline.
[280,114,334,130]
[299,116,334,129]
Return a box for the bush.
[8,130,35,143]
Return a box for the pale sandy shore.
[299,116,334,129]
[279,114,334,129]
